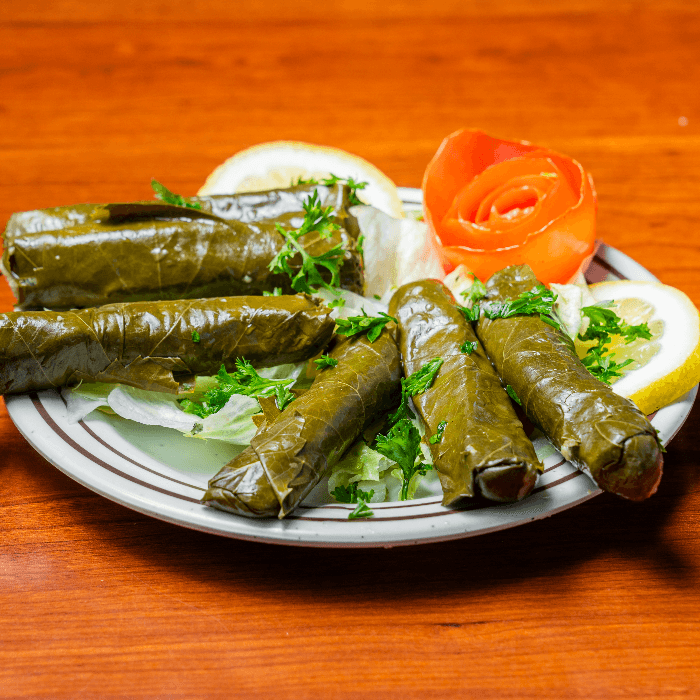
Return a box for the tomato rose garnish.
[422,129,597,284]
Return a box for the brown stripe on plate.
[291,471,594,521]
[56,391,205,491]
[585,253,629,283]
[32,392,596,524]
[78,420,205,492]
[31,394,202,505]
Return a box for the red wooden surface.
[1,2,700,697]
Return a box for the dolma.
[0,294,334,395]
[475,264,664,501]
[389,280,542,504]
[203,329,402,518]
[2,184,362,310]
[3,183,358,239]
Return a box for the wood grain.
[2,1,700,698]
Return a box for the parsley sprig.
[180,359,297,418]
[577,303,652,383]
[268,191,346,295]
[295,174,369,207]
[151,179,202,210]
[335,310,397,343]
[332,482,375,519]
[429,420,447,445]
[457,305,481,323]
[505,385,522,406]
[460,274,487,305]
[314,354,338,370]
[389,357,444,425]
[481,284,564,330]
[375,420,432,501]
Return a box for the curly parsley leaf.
[268,190,345,295]
[460,340,478,355]
[388,357,443,426]
[335,309,397,343]
[314,354,339,370]
[273,384,296,411]
[180,359,297,418]
[482,284,562,331]
[151,179,202,210]
[460,274,487,305]
[191,330,200,343]
[294,174,368,207]
[505,384,522,406]
[375,419,432,501]
[262,287,283,297]
[429,420,447,445]
[577,303,652,384]
[331,482,375,519]
[404,357,443,395]
[457,305,481,323]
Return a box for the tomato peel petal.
[423,129,597,284]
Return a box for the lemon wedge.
[580,280,700,415]
[198,141,405,218]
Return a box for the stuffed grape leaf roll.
[203,328,402,518]
[3,183,358,240]
[0,294,334,395]
[475,264,664,501]
[2,184,362,310]
[389,279,542,504]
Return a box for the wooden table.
[2,1,700,697]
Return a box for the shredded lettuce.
[63,361,307,445]
[349,205,445,300]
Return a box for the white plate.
[6,189,697,547]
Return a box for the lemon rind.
[198,140,405,218]
[589,280,700,414]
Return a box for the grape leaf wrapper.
[0,295,334,395]
[389,279,542,505]
[2,183,362,310]
[203,329,402,518]
[475,264,663,501]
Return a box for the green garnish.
[180,359,297,418]
[482,284,562,330]
[654,427,667,454]
[375,419,432,501]
[388,357,444,426]
[314,355,339,370]
[461,274,487,304]
[268,190,345,295]
[460,340,478,355]
[151,179,201,210]
[356,234,365,261]
[404,357,443,395]
[505,384,522,406]
[577,303,652,384]
[457,305,481,323]
[273,384,296,411]
[331,482,375,519]
[335,310,397,343]
[191,330,200,343]
[429,420,447,445]
[328,298,346,309]
[295,174,368,207]
[262,287,283,297]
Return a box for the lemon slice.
[581,280,700,415]
[198,141,405,218]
